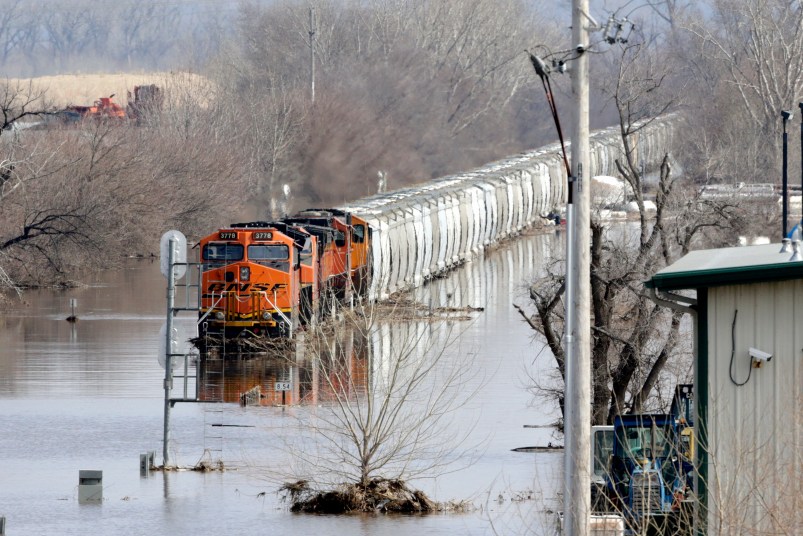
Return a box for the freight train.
[196,115,679,341]
[198,209,370,339]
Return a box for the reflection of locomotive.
[198,209,370,339]
[197,329,369,405]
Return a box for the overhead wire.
[527,50,573,202]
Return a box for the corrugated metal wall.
[339,115,678,300]
[707,281,803,533]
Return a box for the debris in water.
[511,445,563,452]
[240,385,262,406]
[281,479,440,514]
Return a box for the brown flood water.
[0,232,566,535]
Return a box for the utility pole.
[563,0,591,534]
[309,7,316,103]
[782,111,790,239]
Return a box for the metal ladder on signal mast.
[163,257,229,464]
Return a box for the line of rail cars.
[198,210,370,339]
[336,114,679,302]
[196,115,678,341]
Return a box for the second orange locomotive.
[198,210,370,339]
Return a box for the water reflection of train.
[197,330,369,406]
[198,209,370,340]
[193,233,552,406]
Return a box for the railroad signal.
[160,230,187,280]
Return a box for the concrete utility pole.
[309,7,316,103]
[563,0,591,534]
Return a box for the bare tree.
[114,1,182,69]
[0,131,102,283]
[685,0,803,175]
[0,0,224,75]
[408,0,537,137]
[0,79,50,135]
[217,71,306,219]
[40,2,102,71]
[643,0,693,26]
[226,0,563,206]
[279,302,480,512]
[0,0,26,65]
[0,84,247,290]
[7,8,40,75]
[517,38,744,425]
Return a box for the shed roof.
[646,243,803,291]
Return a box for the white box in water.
[78,470,102,503]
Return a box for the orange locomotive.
[284,209,371,301]
[199,222,306,338]
[198,210,370,340]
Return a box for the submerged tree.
[279,301,480,513]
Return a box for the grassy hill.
[7,72,209,108]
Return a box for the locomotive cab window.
[202,242,244,270]
[299,238,313,266]
[248,244,289,261]
[352,224,365,243]
[334,230,346,247]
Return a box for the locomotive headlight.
[261,311,271,320]
[240,266,250,281]
[215,312,225,320]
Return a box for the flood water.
[0,231,566,536]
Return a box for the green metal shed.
[646,242,803,535]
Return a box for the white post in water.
[564,0,591,534]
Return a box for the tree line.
[0,0,229,76]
